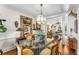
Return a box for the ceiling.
[3,4,79,18]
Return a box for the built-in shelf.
[20,16,32,38]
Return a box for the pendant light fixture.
[36,4,46,24]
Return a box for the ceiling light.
[36,4,46,24]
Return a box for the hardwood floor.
[3,49,16,55]
[2,49,76,55]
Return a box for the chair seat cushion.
[40,48,51,55]
[22,48,33,55]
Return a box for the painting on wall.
[0,19,7,32]
[23,17,31,25]
[24,26,30,34]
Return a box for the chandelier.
[36,4,46,24]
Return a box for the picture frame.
[23,17,31,24]
[24,26,30,34]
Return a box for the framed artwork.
[24,26,30,34]
[0,19,7,32]
[23,17,31,24]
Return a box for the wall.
[0,4,32,53]
[67,15,76,36]
[47,17,60,30]
[77,9,79,54]
[47,16,65,32]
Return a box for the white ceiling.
[3,4,79,17]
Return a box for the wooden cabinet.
[20,16,32,38]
